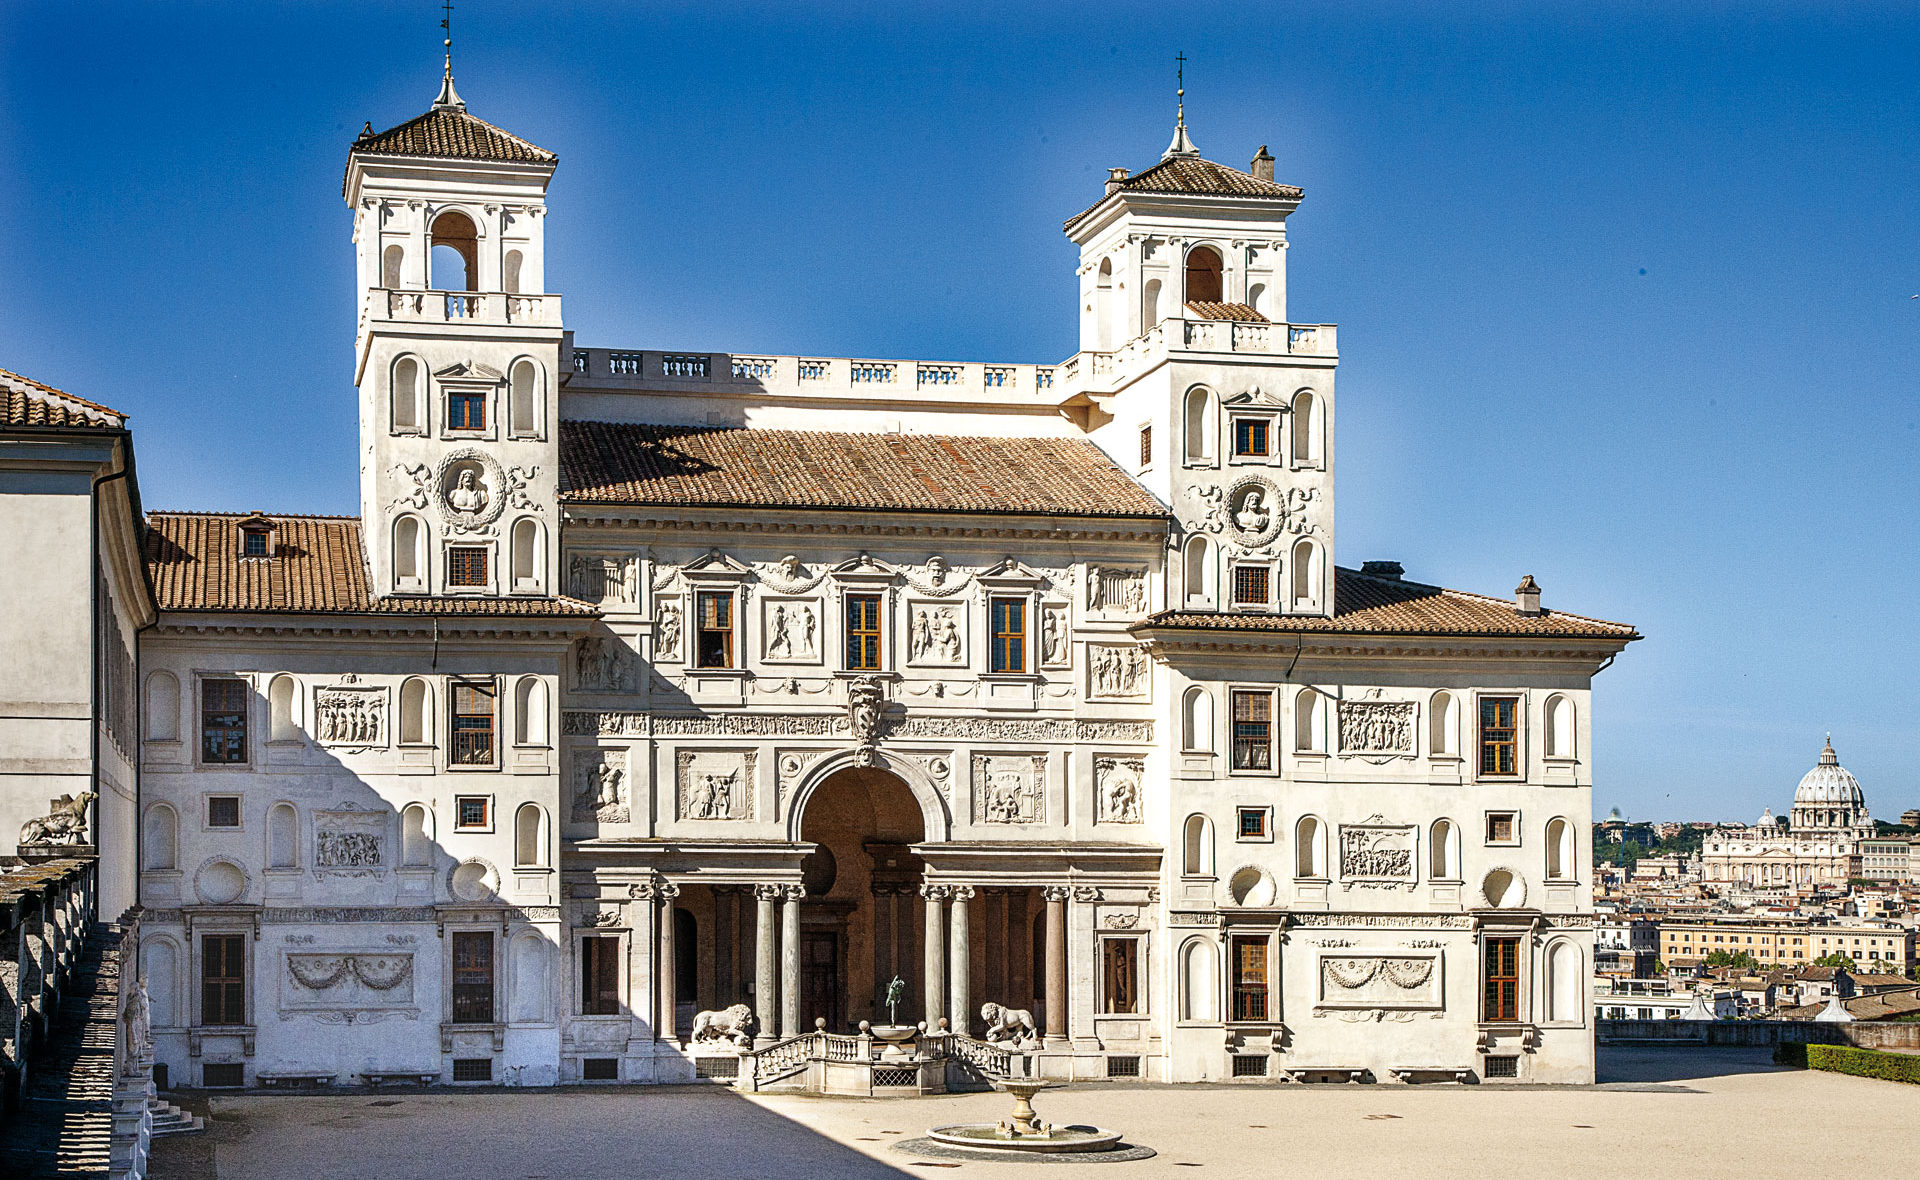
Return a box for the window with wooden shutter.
[201,934,246,1026]
[581,936,621,1015]
[452,932,495,1023]
[1230,935,1268,1022]
[1484,936,1520,1022]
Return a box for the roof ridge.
[561,419,1118,445]
[0,366,126,419]
[148,509,362,522]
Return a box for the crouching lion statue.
[691,1002,755,1049]
[979,1001,1037,1047]
[20,791,96,847]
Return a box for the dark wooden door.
[802,931,842,1031]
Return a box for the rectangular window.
[200,678,249,764]
[450,681,496,766]
[448,546,489,588]
[202,934,246,1026]
[1231,690,1271,770]
[581,936,622,1016]
[1102,939,1140,1014]
[1238,807,1269,840]
[1479,696,1519,776]
[449,389,486,431]
[207,795,241,829]
[241,529,269,557]
[695,590,735,669]
[1231,565,1270,608]
[1233,418,1270,457]
[1484,936,1521,1022]
[1486,811,1517,845]
[1230,935,1269,1022]
[990,597,1026,674]
[1139,425,1153,469]
[455,795,491,830]
[844,593,883,671]
[452,931,495,1023]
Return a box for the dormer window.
[237,516,275,559]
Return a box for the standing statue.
[20,791,96,846]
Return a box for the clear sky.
[3,2,1916,824]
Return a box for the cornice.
[558,507,1167,546]
[152,611,594,641]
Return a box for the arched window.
[1183,535,1212,606]
[1293,687,1323,753]
[267,803,298,869]
[1182,813,1214,877]
[1247,282,1267,318]
[1295,815,1327,879]
[146,671,180,741]
[1429,691,1458,757]
[1545,695,1575,759]
[399,677,430,745]
[268,674,297,741]
[1185,246,1223,304]
[1429,818,1460,880]
[1547,940,1582,1023]
[1181,686,1213,752]
[393,514,426,591]
[143,803,177,871]
[1144,278,1162,328]
[514,676,548,746]
[1291,389,1320,465]
[1546,818,1574,881]
[1183,387,1212,462]
[510,359,540,436]
[510,518,542,592]
[391,356,423,433]
[382,243,405,288]
[429,210,479,291]
[503,249,523,294]
[401,803,431,867]
[1290,538,1321,611]
[1180,938,1219,1022]
[1094,257,1114,351]
[515,803,545,867]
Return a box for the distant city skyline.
[3,3,1916,821]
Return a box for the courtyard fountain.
[922,1079,1134,1157]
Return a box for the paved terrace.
[151,1046,1911,1180]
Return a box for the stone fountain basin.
[927,1125,1125,1154]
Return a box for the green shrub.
[1806,1044,1920,1084]
[1772,1042,1808,1068]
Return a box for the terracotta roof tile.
[145,512,594,618]
[1185,302,1268,322]
[560,422,1170,519]
[0,367,125,431]
[1065,154,1304,232]
[1138,567,1639,641]
[351,105,555,166]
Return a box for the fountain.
[916,1079,1142,1158]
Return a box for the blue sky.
[3,2,1916,823]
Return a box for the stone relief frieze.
[1316,954,1441,1010]
[762,598,820,663]
[567,553,638,605]
[677,750,757,821]
[1086,565,1147,615]
[562,710,1151,745]
[1337,693,1416,759]
[1189,481,1319,549]
[1290,914,1474,929]
[1339,821,1417,890]
[282,951,417,1018]
[1168,910,1223,928]
[314,686,386,749]
[972,753,1047,825]
[908,602,967,666]
[1088,644,1149,701]
[1095,757,1145,824]
[573,750,629,824]
[573,635,636,693]
[313,805,387,880]
[756,677,832,698]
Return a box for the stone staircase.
[147,1096,203,1138]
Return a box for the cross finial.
[1163,51,1199,158]
[441,0,455,76]
[1176,51,1187,128]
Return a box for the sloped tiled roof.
[1185,302,1268,323]
[560,422,1170,519]
[1065,153,1304,232]
[145,512,595,618]
[351,104,555,166]
[1139,567,1639,640]
[1,367,126,431]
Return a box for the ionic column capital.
[1042,885,1070,903]
[781,884,806,902]
[754,883,784,902]
[920,883,950,901]
[949,885,977,902]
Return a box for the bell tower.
[344,63,563,600]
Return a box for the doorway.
[802,930,842,1032]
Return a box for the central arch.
[785,749,950,843]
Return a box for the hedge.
[1806,1044,1920,1085]
[1772,1042,1808,1068]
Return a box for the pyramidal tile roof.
[349,73,555,182]
[0,367,126,431]
[1065,150,1304,233]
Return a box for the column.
[656,880,680,1042]
[754,884,779,1047]
[922,884,947,1029]
[872,885,893,1018]
[1043,885,1068,1046]
[949,886,974,1036]
[780,884,804,1039]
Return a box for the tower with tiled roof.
[344,60,563,601]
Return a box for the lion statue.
[20,791,96,847]
[979,1001,1037,1047]
[691,1003,755,1050]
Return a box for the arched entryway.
[798,766,926,1030]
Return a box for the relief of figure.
[1098,759,1143,823]
[447,468,488,514]
[911,609,932,658]
[935,609,961,661]
[911,606,963,663]
[927,555,949,587]
[1042,609,1066,664]
[576,637,632,691]
[801,607,816,656]
[1233,488,1270,534]
[687,770,739,820]
[576,757,627,821]
[656,602,682,659]
[768,604,792,658]
[1092,646,1146,697]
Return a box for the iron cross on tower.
[441,0,455,70]
[1176,51,1187,125]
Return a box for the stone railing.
[566,349,1064,407]
[1596,1018,1920,1051]
[1,856,99,1110]
[944,1033,1026,1080]
[738,1030,820,1090]
[110,906,152,1180]
[361,287,562,333]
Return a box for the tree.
[1812,953,1858,973]
[1705,949,1760,971]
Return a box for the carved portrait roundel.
[435,448,508,531]
[1224,474,1287,549]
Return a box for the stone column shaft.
[780,885,803,1039]
[949,886,974,1036]
[1044,886,1068,1046]
[754,885,778,1048]
[657,883,680,1042]
[922,885,946,1029]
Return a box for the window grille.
[873,1066,918,1087]
[207,796,241,828]
[1484,1055,1519,1079]
[452,1058,493,1082]
[452,933,495,1024]
[448,546,489,588]
[582,1058,619,1081]
[201,679,249,764]
[1231,691,1271,770]
[1234,418,1270,457]
[202,1062,245,1088]
[1106,1055,1141,1078]
[451,683,496,765]
[1479,697,1519,776]
[1231,1055,1268,1078]
[695,1057,740,1079]
[845,594,883,671]
[989,598,1026,674]
[1232,565,1270,607]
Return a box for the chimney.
[1250,145,1274,182]
[1105,167,1130,196]
[1515,575,1542,616]
[1360,560,1404,581]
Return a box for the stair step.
[149,1098,206,1136]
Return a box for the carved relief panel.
[761,598,822,664]
[653,595,683,663]
[1039,603,1071,669]
[907,600,968,667]
[1086,566,1147,617]
[566,552,639,608]
[1094,757,1145,824]
[1338,820,1417,890]
[1316,954,1441,1012]
[314,685,387,749]
[282,951,418,1021]
[1087,644,1150,701]
[676,750,757,821]
[573,634,637,694]
[1337,695,1417,759]
[971,753,1047,825]
[573,749,629,824]
[312,804,388,880]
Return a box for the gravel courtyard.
[148,1048,1913,1179]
